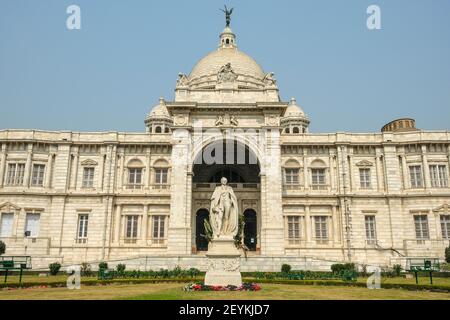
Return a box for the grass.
[0,282,449,300]
[3,274,449,287]
[0,274,449,300]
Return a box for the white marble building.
[1,23,450,271]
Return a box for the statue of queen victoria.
[209,177,239,239]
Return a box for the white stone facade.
[0,24,449,270]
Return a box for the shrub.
[281,264,292,273]
[445,246,450,263]
[393,264,403,277]
[441,263,450,272]
[98,261,108,271]
[0,241,5,255]
[49,262,62,275]
[187,268,201,278]
[331,263,355,274]
[116,264,126,274]
[360,264,368,277]
[81,262,92,277]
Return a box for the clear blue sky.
[1,0,449,133]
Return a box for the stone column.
[0,144,7,187]
[375,150,384,192]
[70,148,79,190]
[52,144,71,192]
[142,204,148,244]
[348,154,355,192]
[261,129,284,255]
[383,144,402,193]
[401,154,409,190]
[329,153,335,192]
[422,145,431,189]
[303,149,309,189]
[23,144,33,187]
[332,205,340,244]
[115,204,122,244]
[448,145,450,177]
[97,152,105,190]
[305,205,311,244]
[44,153,53,188]
[328,215,334,244]
[167,128,192,255]
[119,152,125,190]
[145,150,151,190]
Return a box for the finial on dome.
[159,97,165,105]
[220,5,234,28]
[290,97,297,105]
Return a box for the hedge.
[1,277,449,293]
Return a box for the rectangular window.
[155,168,168,184]
[314,216,328,240]
[414,215,429,240]
[82,167,95,188]
[126,215,138,239]
[77,214,89,239]
[287,216,300,241]
[311,169,326,190]
[430,165,448,188]
[31,164,45,187]
[409,166,423,188]
[359,168,371,189]
[441,215,450,240]
[285,169,299,185]
[128,168,142,185]
[365,215,377,244]
[0,213,14,237]
[6,163,25,186]
[25,213,40,238]
[152,215,165,239]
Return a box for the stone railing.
[193,183,260,190]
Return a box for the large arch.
[191,138,262,254]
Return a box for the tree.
[0,241,5,255]
[445,246,450,263]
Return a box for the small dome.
[148,98,170,119]
[284,98,306,118]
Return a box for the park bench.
[405,258,440,284]
[0,256,32,285]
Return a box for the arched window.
[127,159,144,188]
[155,126,162,133]
[164,127,170,133]
[153,159,169,186]
[310,159,327,190]
[285,128,290,134]
[293,127,300,134]
[284,159,301,188]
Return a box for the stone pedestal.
[204,237,242,286]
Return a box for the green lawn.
[0,282,449,300]
[2,274,449,287]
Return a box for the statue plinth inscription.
[204,177,242,287]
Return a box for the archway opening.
[192,139,261,254]
[195,209,209,251]
[243,209,257,251]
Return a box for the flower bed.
[184,282,261,292]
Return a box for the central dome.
[187,26,266,88]
[190,47,265,81]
